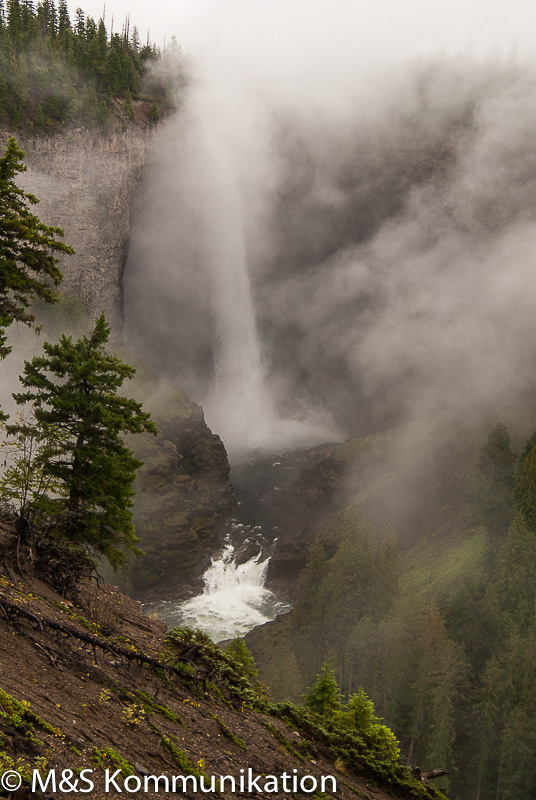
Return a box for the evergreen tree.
[292,537,329,677]
[339,688,400,762]
[304,663,341,716]
[7,313,158,566]
[148,101,159,123]
[490,513,536,631]
[410,601,467,774]
[478,423,516,540]
[0,137,73,357]
[515,444,536,534]
[226,637,258,681]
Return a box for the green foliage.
[4,313,158,567]
[164,627,265,709]
[211,715,247,750]
[0,413,62,530]
[304,664,340,716]
[293,506,399,686]
[91,747,134,777]
[478,423,516,539]
[410,601,467,772]
[337,689,400,762]
[262,720,306,761]
[0,137,73,359]
[0,687,60,742]
[301,668,401,769]
[285,422,536,799]
[160,736,209,782]
[489,513,536,631]
[148,102,160,122]
[515,443,536,533]
[225,637,258,681]
[478,630,536,798]
[0,0,171,131]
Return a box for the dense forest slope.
[0,0,170,133]
[0,519,444,800]
[246,414,536,800]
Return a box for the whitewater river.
[144,522,290,642]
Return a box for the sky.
[80,0,536,60]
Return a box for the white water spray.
[146,543,290,642]
[124,60,341,454]
[193,106,276,448]
[191,87,331,453]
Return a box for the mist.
[123,8,536,456]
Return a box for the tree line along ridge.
[0,0,178,133]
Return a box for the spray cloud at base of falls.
[124,49,536,454]
[123,64,340,456]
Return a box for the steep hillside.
[0,521,444,800]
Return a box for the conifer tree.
[515,444,536,534]
[226,637,258,681]
[8,313,158,566]
[478,423,516,539]
[304,663,341,716]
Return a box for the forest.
[0,0,171,132]
[269,420,536,800]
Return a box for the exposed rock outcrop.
[130,385,235,598]
[4,126,154,330]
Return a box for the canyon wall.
[8,126,152,331]
[0,125,235,597]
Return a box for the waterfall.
[123,68,340,456]
[145,539,290,642]
[195,121,275,448]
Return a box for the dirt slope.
[0,526,442,800]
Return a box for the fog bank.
[123,28,536,454]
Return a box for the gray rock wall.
[4,127,154,331]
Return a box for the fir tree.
[478,423,516,540]
[304,663,340,716]
[515,444,536,534]
[8,313,158,566]
[226,637,258,681]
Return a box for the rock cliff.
[0,126,236,596]
[8,126,153,330]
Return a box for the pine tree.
[304,663,340,716]
[226,637,258,681]
[515,444,536,534]
[0,137,73,357]
[8,313,158,566]
[490,513,536,631]
[478,423,516,540]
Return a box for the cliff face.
[128,370,235,599]
[10,127,153,330]
[1,126,236,596]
